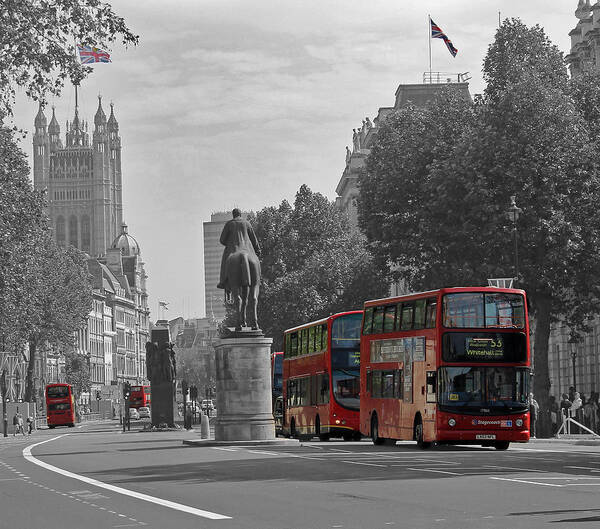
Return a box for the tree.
[0,0,138,118]
[64,349,91,403]
[23,240,93,402]
[251,185,389,350]
[358,19,600,437]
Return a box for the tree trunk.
[24,338,37,403]
[532,296,552,438]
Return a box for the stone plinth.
[214,335,275,441]
[150,381,176,427]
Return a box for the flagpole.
[428,15,432,84]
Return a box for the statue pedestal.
[150,381,176,427]
[214,335,275,441]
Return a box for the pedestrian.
[16,410,25,436]
[26,415,33,435]
[12,410,19,436]
[528,393,539,438]
[549,395,559,435]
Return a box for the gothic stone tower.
[33,96,124,256]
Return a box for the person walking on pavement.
[26,415,33,435]
[12,410,18,436]
[528,393,539,438]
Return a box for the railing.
[423,71,471,84]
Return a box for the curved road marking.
[23,435,231,520]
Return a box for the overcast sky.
[12,0,575,320]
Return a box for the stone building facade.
[31,99,149,406]
[33,97,123,257]
[566,0,600,76]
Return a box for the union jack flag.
[77,45,111,64]
[430,18,458,58]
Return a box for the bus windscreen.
[443,293,525,329]
[47,386,69,398]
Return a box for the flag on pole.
[158,301,169,311]
[77,45,111,64]
[430,18,458,57]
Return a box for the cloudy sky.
[13,0,575,320]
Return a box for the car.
[201,399,214,410]
[128,408,140,420]
[138,406,150,419]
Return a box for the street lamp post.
[507,196,523,286]
[1,369,7,437]
[570,345,578,392]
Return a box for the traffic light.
[181,380,188,395]
[190,386,198,400]
[96,390,101,401]
[122,382,131,399]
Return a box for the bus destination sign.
[465,337,505,359]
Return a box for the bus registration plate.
[476,434,496,440]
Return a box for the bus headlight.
[448,418,456,427]
[516,419,523,427]
[335,419,341,424]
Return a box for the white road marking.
[210,447,238,452]
[490,477,563,487]
[407,468,460,476]
[247,450,280,456]
[565,466,600,472]
[23,435,231,520]
[341,460,386,468]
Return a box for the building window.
[81,215,91,253]
[68,215,78,248]
[56,216,66,247]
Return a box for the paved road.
[2,422,600,529]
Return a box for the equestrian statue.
[217,208,261,332]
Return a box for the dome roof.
[111,223,140,256]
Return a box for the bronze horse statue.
[217,209,261,331]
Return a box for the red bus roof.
[45,383,71,388]
[283,310,363,334]
[364,286,526,307]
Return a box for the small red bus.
[129,385,151,409]
[46,383,76,428]
[360,287,530,450]
[283,311,362,441]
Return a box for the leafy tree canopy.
[1,0,138,118]
[250,185,389,350]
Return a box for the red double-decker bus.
[282,311,363,441]
[129,385,151,409]
[360,287,530,450]
[46,383,76,428]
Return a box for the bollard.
[200,413,210,439]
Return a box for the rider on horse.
[216,208,261,294]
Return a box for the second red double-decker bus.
[46,383,76,428]
[282,311,362,441]
[129,385,151,409]
[360,287,530,450]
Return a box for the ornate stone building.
[33,97,123,257]
[31,99,149,406]
[566,0,600,76]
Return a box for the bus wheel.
[316,417,329,441]
[48,425,55,429]
[68,423,75,428]
[494,441,510,451]
[414,417,431,449]
[371,415,385,446]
